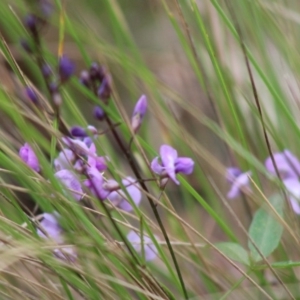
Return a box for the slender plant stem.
[103,114,189,299]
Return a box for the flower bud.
[97,75,112,101]
[89,63,105,81]
[59,55,75,82]
[19,143,40,172]
[93,106,105,121]
[70,126,87,138]
[87,125,97,135]
[24,14,38,35]
[131,95,147,133]
[25,87,38,104]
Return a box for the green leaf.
[215,242,250,266]
[248,194,284,262]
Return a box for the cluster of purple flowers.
[19,93,195,262]
[18,3,196,263]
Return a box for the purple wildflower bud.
[127,230,158,261]
[55,170,83,201]
[283,178,300,214]
[89,62,100,79]
[37,212,63,243]
[151,145,195,185]
[19,143,40,172]
[24,14,38,35]
[84,167,110,200]
[131,95,147,133]
[42,63,52,78]
[70,126,87,138]
[25,87,38,104]
[97,75,112,100]
[107,177,141,212]
[89,62,105,81]
[265,150,300,179]
[79,70,90,87]
[94,106,105,121]
[87,125,97,135]
[20,39,33,53]
[227,171,251,199]
[54,149,75,171]
[59,55,75,82]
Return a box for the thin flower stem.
[103,113,189,300]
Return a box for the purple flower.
[226,168,251,199]
[94,106,105,121]
[59,55,75,82]
[97,75,112,100]
[131,95,147,133]
[55,170,83,201]
[265,150,300,180]
[19,143,40,172]
[37,213,77,262]
[283,178,300,214]
[54,149,75,171]
[63,137,92,156]
[70,126,87,138]
[89,63,105,81]
[37,213,63,243]
[24,14,38,35]
[62,137,107,171]
[25,87,38,104]
[151,145,194,185]
[84,167,110,200]
[107,177,141,212]
[127,230,158,261]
